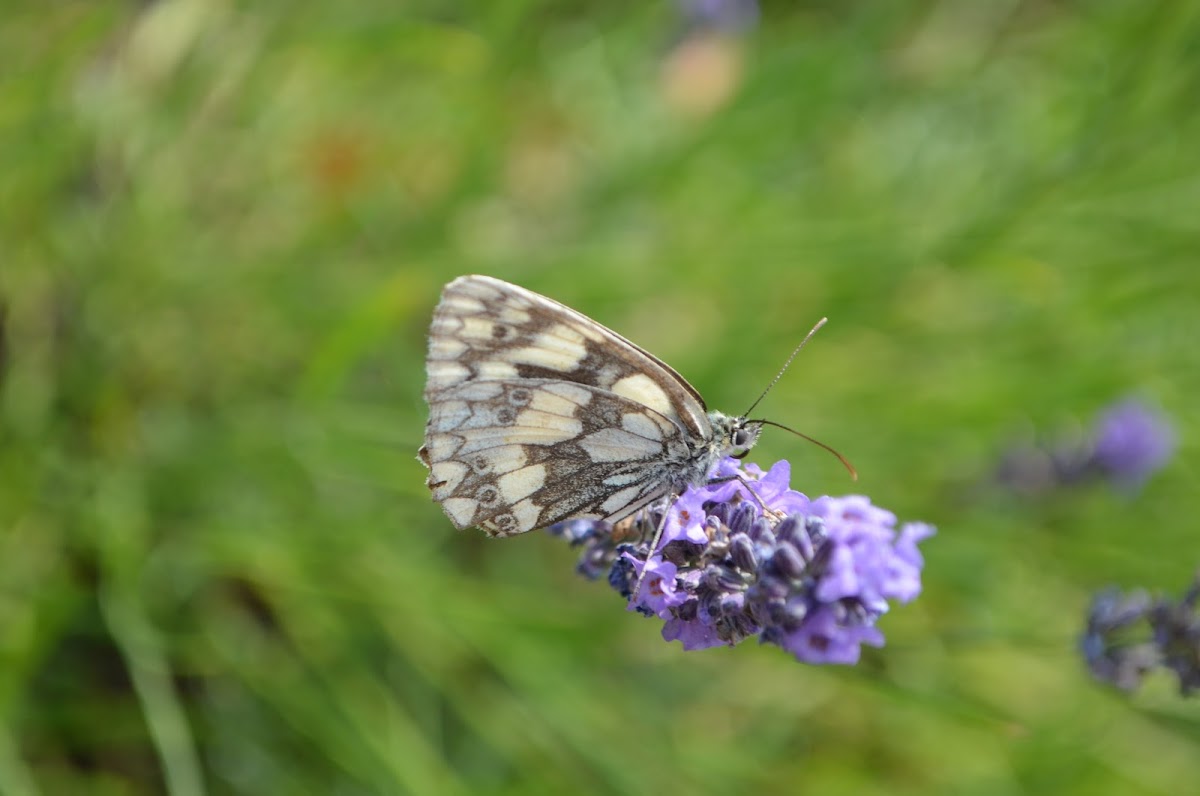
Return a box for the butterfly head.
[709,412,763,460]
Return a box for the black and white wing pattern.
[420,275,733,537]
[424,275,711,437]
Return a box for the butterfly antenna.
[742,317,828,418]
[750,419,858,480]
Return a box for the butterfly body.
[420,276,761,537]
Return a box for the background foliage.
[2,1,1197,793]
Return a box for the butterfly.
[418,274,777,539]
[419,275,849,539]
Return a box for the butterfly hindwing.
[426,275,711,440]
[422,378,691,536]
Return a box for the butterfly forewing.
[426,275,710,438]
[422,275,733,537]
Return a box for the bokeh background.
[2,1,1197,793]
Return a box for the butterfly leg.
[734,473,779,515]
[705,473,776,516]
[629,475,774,605]
[629,499,676,605]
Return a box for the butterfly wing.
[425,275,711,440]
[422,275,716,536]
[421,378,691,536]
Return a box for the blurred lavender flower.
[676,0,760,34]
[661,1,754,118]
[997,397,1175,494]
[1151,589,1200,696]
[1091,399,1176,489]
[1082,574,1200,696]
[1081,587,1159,692]
[549,458,933,665]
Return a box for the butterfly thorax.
[674,411,761,487]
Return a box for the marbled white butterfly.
[418,275,840,539]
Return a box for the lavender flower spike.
[676,0,760,33]
[549,458,934,665]
[996,396,1175,494]
[1090,398,1176,490]
[1082,573,1200,696]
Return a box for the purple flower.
[807,496,927,612]
[1082,575,1200,696]
[1090,399,1176,489]
[773,605,886,665]
[663,615,725,651]
[1149,586,1200,696]
[883,523,935,603]
[620,554,689,617]
[659,489,711,549]
[549,458,933,666]
[746,459,811,515]
[996,397,1175,494]
[676,0,760,33]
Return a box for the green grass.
[2,1,1198,793]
